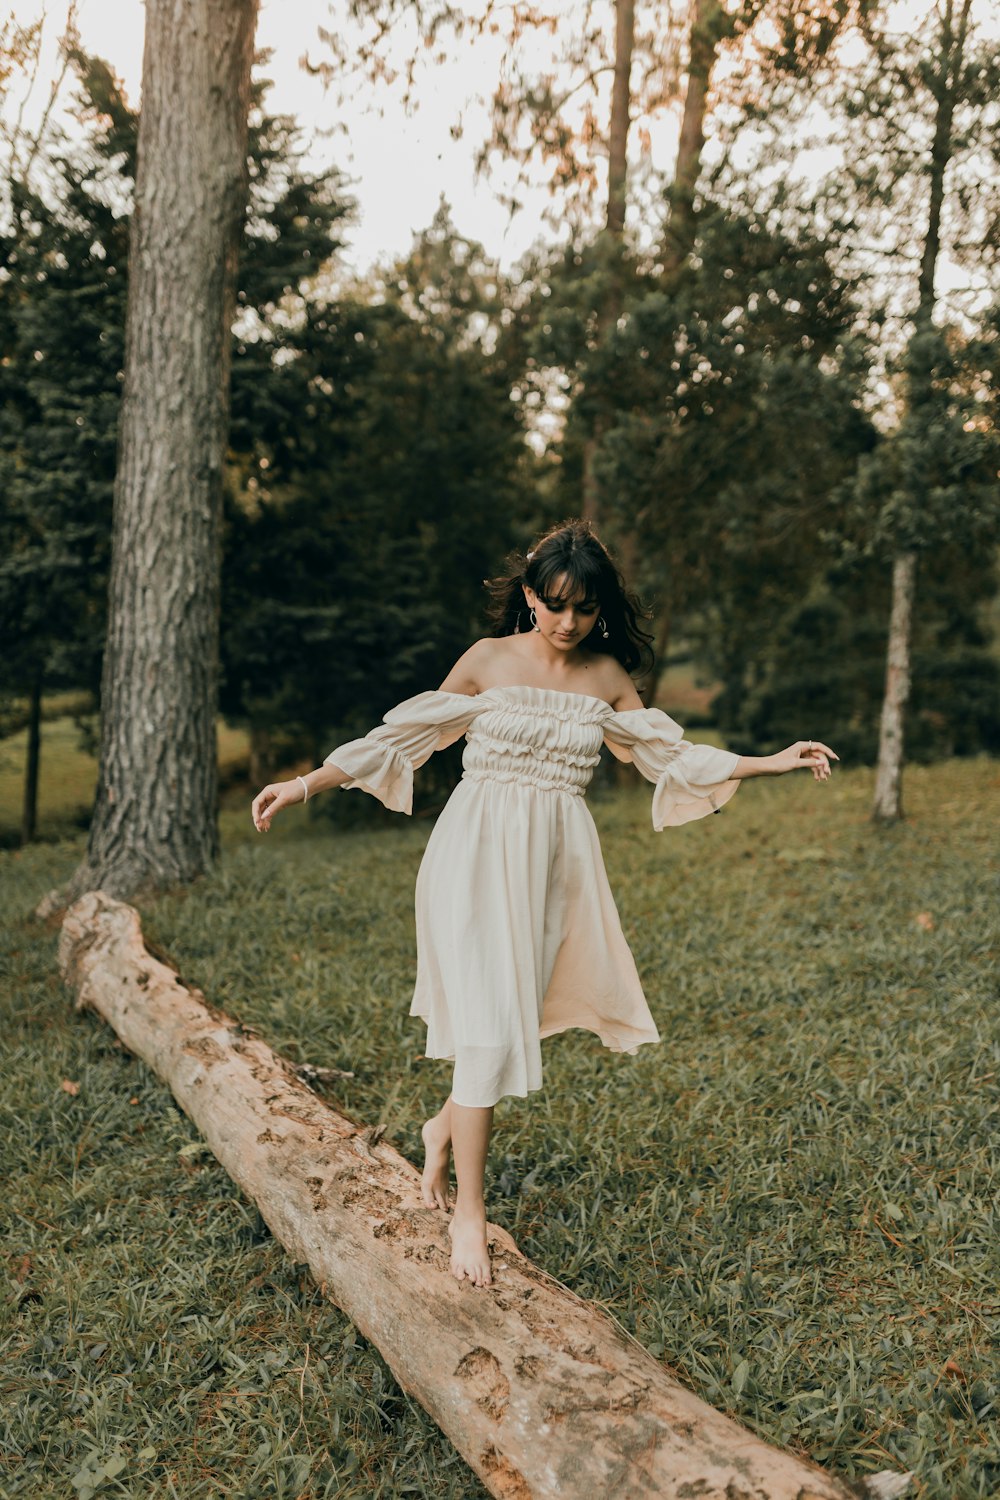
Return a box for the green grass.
[2,755,999,1498]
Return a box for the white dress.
[325,685,741,1108]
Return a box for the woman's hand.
[771,740,839,781]
[251,779,304,832]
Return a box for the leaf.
[884,1202,904,1221]
[137,1447,157,1460]
[103,1455,127,1478]
[731,1358,750,1395]
[178,1140,211,1157]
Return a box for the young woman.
[251,520,836,1289]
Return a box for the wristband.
[297,775,310,803]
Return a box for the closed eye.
[541,597,599,613]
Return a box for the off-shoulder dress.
[324,685,740,1108]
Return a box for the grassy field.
[2,746,998,1498]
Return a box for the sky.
[5,0,623,274]
[5,0,994,312]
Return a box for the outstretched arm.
[251,643,494,832]
[732,741,838,783]
[252,763,350,832]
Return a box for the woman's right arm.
[252,763,350,832]
[252,641,495,832]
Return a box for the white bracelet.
[296,775,310,803]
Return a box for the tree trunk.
[581,0,636,523]
[20,665,42,845]
[57,890,910,1500]
[661,0,727,281]
[248,722,273,790]
[872,551,916,823]
[871,0,970,823]
[606,0,635,239]
[644,606,674,709]
[61,0,258,904]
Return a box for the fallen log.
[58,891,910,1500]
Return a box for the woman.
[251,520,837,1289]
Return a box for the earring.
[598,616,609,639]
[530,608,539,632]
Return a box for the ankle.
[453,1198,486,1223]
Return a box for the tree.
[860,0,1000,820]
[59,0,259,901]
[0,49,350,846]
[219,212,535,797]
[0,53,132,844]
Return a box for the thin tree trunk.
[872,551,917,823]
[872,0,970,823]
[645,606,673,709]
[606,0,635,239]
[582,0,635,523]
[59,0,258,904]
[662,0,727,280]
[57,890,910,1500]
[21,665,42,845]
[248,722,273,790]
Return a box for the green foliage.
[0,55,132,707]
[3,759,998,1497]
[220,214,537,774]
[707,548,1000,762]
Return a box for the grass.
[1,746,999,1498]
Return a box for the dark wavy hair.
[485,519,654,676]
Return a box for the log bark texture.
[63,0,258,904]
[58,891,910,1500]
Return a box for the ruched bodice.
[461,687,608,797]
[323,682,742,1107]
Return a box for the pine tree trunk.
[872,551,916,823]
[61,0,258,904]
[21,666,42,846]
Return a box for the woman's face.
[523,573,600,652]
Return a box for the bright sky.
[5,0,612,273]
[5,0,995,307]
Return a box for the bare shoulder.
[599,656,644,711]
[437,637,503,696]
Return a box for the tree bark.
[21,665,42,846]
[661,0,727,281]
[61,0,258,903]
[606,0,635,240]
[248,722,274,791]
[872,0,971,823]
[872,550,917,823]
[58,890,910,1500]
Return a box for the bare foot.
[448,1209,492,1287]
[420,1115,451,1210]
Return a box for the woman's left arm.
[733,741,838,783]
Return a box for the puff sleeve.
[324,690,483,814]
[603,707,741,829]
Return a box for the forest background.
[2,0,998,846]
[1,4,999,1496]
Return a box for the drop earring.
[598,616,609,639]
[530,608,539,632]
